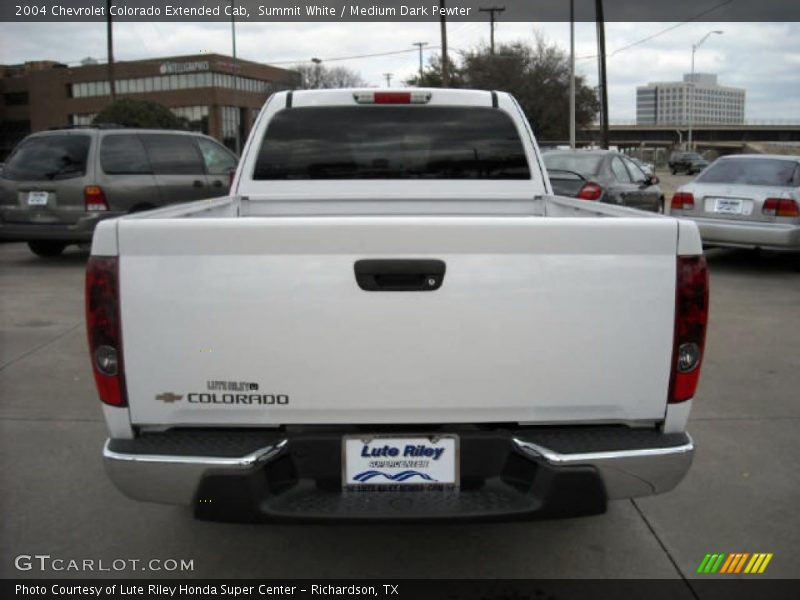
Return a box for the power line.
[268,46,442,65]
[578,0,734,61]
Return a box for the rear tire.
[27,241,67,257]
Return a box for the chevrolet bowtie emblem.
[155,392,183,403]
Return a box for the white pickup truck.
[89,89,708,522]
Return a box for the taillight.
[353,91,432,104]
[85,185,109,211]
[577,182,603,201]
[762,198,799,217]
[669,256,709,403]
[86,256,127,407]
[671,192,695,210]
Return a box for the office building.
[0,53,299,158]
[636,73,745,126]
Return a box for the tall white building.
[636,74,745,126]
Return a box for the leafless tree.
[292,63,367,89]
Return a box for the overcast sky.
[1,20,799,122]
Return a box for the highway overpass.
[543,123,800,150]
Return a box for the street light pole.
[106,0,115,100]
[439,0,449,86]
[413,42,428,83]
[687,30,723,151]
[569,0,575,149]
[230,0,240,154]
[595,0,609,149]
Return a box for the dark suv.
[0,127,237,257]
[668,151,710,175]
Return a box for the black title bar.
[2,0,799,23]
[6,579,800,600]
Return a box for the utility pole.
[383,73,393,87]
[595,0,609,149]
[569,0,575,149]
[479,6,505,55]
[311,57,322,88]
[439,0,449,86]
[230,0,240,153]
[106,0,115,100]
[413,42,428,83]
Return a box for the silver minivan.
[0,127,237,256]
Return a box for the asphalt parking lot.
[1,199,798,586]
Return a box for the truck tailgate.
[117,216,678,426]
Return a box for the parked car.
[669,151,709,175]
[670,154,800,252]
[0,127,237,257]
[94,89,706,521]
[543,149,664,212]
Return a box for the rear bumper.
[0,212,122,242]
[103,427,694,522]
[682,216,800,251]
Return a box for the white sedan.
[669,154,800,252]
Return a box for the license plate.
[712,198,743,215]
[27,191,49,206]
[343,435,459,489]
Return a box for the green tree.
[461,38,599,141]
[92,98,188,129]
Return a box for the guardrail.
[596,120,800,127]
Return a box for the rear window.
[672,153,702,161]
[253,106,530,180]
[3,134,91,181]
[696,158,800,187]
[543,153,603,178]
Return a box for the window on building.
[221,105,240,151]
[171,106,210,134]
[70,113,97,126]
[3,91,29,105]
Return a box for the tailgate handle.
[354,259,445,292]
